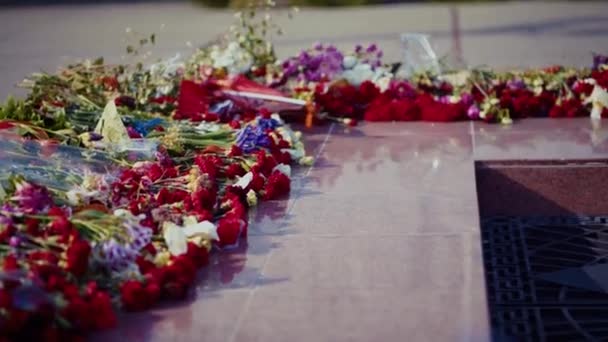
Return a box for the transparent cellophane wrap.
[0,131,158,193]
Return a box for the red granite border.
[475,160,608,217]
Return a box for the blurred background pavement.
[1,1,608,98]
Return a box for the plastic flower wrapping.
[0,1,608,339]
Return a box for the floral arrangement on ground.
[1,1,608,340]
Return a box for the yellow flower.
[246,190,258,207]
[299,156,314,166]
[154,250,171,267]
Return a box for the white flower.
[163,218,218,256]
[182,217,219,241]
[273,163,291,177]
[282,148,304,160]
[342,63,375,86]
[163,222,187,256]
[375,76,392,92]
[270,113,285,125]
[276,126,295,144]
[66,188,99,206]
[342,55,357,69]
[585,85,608,119]
[210,42,253,75]
[341,63,392,88]
[234,172,253,189]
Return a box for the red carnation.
[229,120,241,129]
[136,256,156,275]
[66,239,91,277]
[186,242,210,268]
[101,76,119,91]
[217,217,244,248]
[573,81,594,97]
[225,163,246,179]
[272,150,292,165]
[249,172,266,192]
[253,150,278,177]
[417,95,465,122]
[358,81,380,104]
[175,80,210,121]
[364,97,393,122]
[392,98,421,121]
[191,187,217,211]
[120,280,155,311]
[3,255,19,271]
[549,98,586,118]
[47,207,72,237]
[229,145,243,157]
[262,171,291,200]
[592,69,608,88]
[89,290,117,330]
[145,163,164,182]
[194,155,220,180]
[62,296,92,330]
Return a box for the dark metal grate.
[481,216,608,342]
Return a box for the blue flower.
[257,117,280,131]
[235,125,270,153]
[132,118,164,137]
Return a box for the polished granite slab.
[92,117,608,342]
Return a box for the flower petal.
[273,163,291,177]
[183,220,219,241]
[234,172,253,189]
[163,222,187,256]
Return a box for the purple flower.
[9,236,20,248]
[507,79,525,90]
[467,104,480,120]
[12,182,52,214]
[89,132,103,141]
[353,44,384,70]
[98,223,151,271]
[282,44,344,83]
[593,53,608,70]
[460,93,474,107]
[0,214,13,228]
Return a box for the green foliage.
[0,96,41,126]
